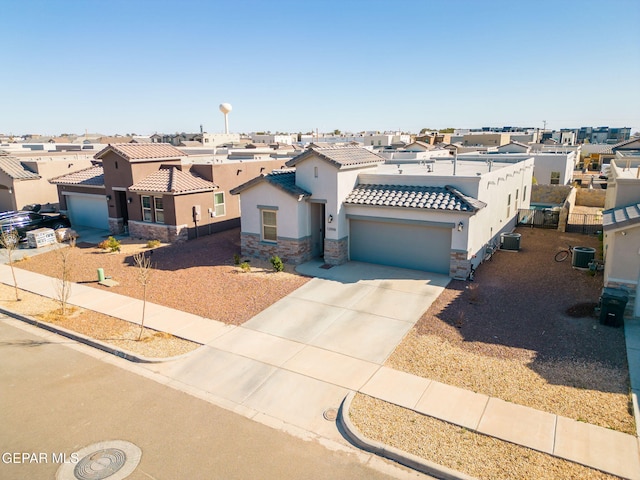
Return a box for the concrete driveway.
[149,261,450,442]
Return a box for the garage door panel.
[350,219,451,274]
[66,194,109,230]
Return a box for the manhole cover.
[323,408,338,421]
[56,441,141,480]
[74,449,126,480]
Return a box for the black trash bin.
[599,287,629,327]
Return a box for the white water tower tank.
[219,103,232,134]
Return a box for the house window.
[115,161,118,169]
[314,166,318,178]
[515,188,519,208]
[214,192,225,217]
[523,185,527,202]
[550,171,560,185]
[154,197,164,224]
[142,196,152,222]
[507,193,511,217]
[261,210,277,243]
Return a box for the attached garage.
[349,218,452,274]
[65,193,109,229]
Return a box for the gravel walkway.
[15,228,310,326]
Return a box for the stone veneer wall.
[128,220,188,243]
[108,217,125,235]
[449,250,470,280]
[241,232,311,264]
[324,237,348,265]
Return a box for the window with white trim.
[261,210,277,243]
[214,192,225,217]
[506,193,511,218]
[154,197,164,224]
[550,171,560,185]
[142,196,152,222]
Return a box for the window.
[515,188,519,208]
[154,197,164,224]
[261,210,277,243]
[506,193,511,217]
[550,171,560,185]
[314,166,318,178]
[142,196,152,222]
[115,161,118,169]
[523,185,527,202]
[214,192,225,217]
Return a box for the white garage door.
[66,194,109,229]
[349,219,452,274]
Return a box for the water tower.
[219,103,232,134]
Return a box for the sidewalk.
[0,263,638,479]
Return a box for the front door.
[310,203,325,258]
[116,191,129,226]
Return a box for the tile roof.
[129,167,217,194]
[49,165,105,186]
[344,184,486,212]
[286,146,385,169]
[95,143,185,161]
[603,203,640,231]
[230,170,311,199]
[0,156,41,180]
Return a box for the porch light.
[457,221,464,232]
[106,195,111,201]
[127,197,132,204]
[328,215,333,223]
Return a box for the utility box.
[599,287,629,327]
[27,228,56,248]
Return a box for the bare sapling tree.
[0,229,21,301]
[133,251,154,341]
[55,238,76,315]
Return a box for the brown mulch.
[15,228,310,325]
[386,227,634,434]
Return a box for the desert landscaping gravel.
[383,227,633,434]
[0,284,199,358]
[350,394,619,480]
[15,228,310,325]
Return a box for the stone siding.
[108,217,125,235]
[241,232,311,264]
[449,250,470,280]
[325,237,348,265]
[128,220,188,243]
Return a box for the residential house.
[231,146,533,279]
[50,143,286,242]
[0,152,94,212]
[602,151,640,316]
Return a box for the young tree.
[133,251,154,341]
[0,229,21,301]
[55,238,76,315]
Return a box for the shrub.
[233,253,241,265]
[239,261,251,272]
[98,236,121,252]
[270,255,284,272]
[146,239,161,248]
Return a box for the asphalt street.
[0,317,421,480]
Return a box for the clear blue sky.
[2,0,639,136]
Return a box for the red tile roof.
[49,165,104,186]
[129,167,216,194]
[95,143,185,161]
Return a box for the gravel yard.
[350,394,618,480]
[15,228,310,326]
[0,284,198,358]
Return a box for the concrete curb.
[338,391,478,480]
[0,307,203,364]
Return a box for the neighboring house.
[0,153,94,212]
[602,152,640,316]
[231,146,533,279]
[582,137,640,169]
[490,141,531,154]
[50,143,286,241]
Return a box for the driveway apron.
[150,261,450,441]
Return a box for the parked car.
[0,210,70,242]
